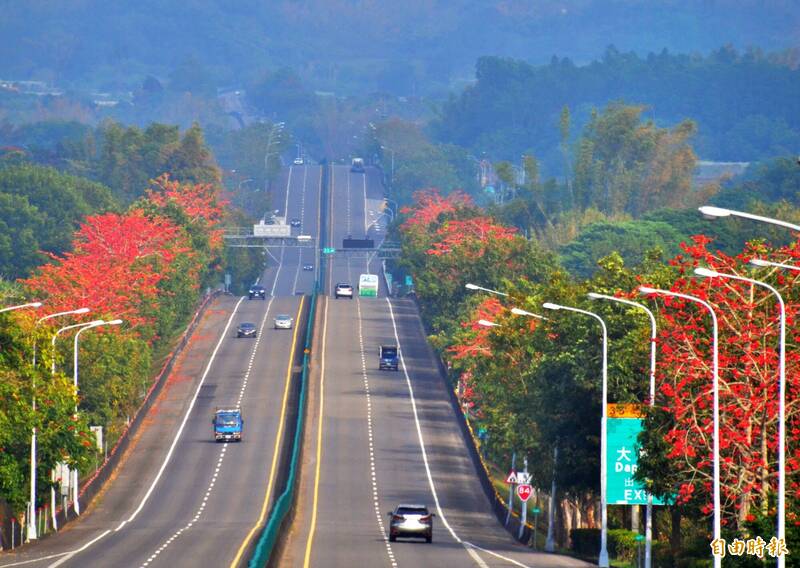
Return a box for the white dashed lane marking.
[137,297,274,568]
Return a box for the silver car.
[387,504,434,543]
[274,314,294,329]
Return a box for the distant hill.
[0,1,797,96]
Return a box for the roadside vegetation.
[389,94,800,564]
[0,123,264,529]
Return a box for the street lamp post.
[700,205,798,568]
[588,293,656,568]
[264,122,285,189]
[28,307,89,540]
[0,301,42,313]
[639,286,721,568]
[0,300,43,540]
[380,145,395,185]
[510,307,555,552]
[71,319,122,514]
[541,302,610,567]
[465,283,509,297]
[741,258,798,566]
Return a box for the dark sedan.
[236,322,257,338]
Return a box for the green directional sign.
[322,247,335,254]
[607,418,666,505]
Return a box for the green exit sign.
[322,247,335,254]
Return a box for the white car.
[293,157,304,165]
[335,283,354,299]
[274,314,294,329]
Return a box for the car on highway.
[387,504,434,543]
[293,157,304,165]
[290,218,301,227]
[303,263,314,271]
[237,322,257,338]
[335,283,354,299]
[248,285,266,300]
[274,314,294,329]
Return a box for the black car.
[248,285,266,300]
[237,323,257,338]
[290,218,301,228]
[387,504,434,543]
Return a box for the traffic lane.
[0,297,241,568]
[51,295,270,567]
[302,297,391,568]
[271,166,293,219]
[152,296,304,568]
[359,297,477,568]
[389,298,593,567]
[292,165,321,293]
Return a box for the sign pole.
[518,457,528,540]
[545,444,557,552]
[506,452,516,526]
[532,507,541,549]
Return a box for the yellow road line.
[229,296,306,568]
[303,295,329,567]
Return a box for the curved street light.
[588,292,656,568]
[465,283,509,297]
[71,319,123,514]
[542,301,610,567]
[639,285,721,568]
[28,306,89,540]
[0,301,42,314]
[699,205,800,233]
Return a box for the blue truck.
[379,345,399,371]
[213,408,243,442]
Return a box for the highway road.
[282,165,592,567]
[0,165,322,568]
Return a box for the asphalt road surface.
[0,165,322,568]
[281,165,592,568]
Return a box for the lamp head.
[465,283,479,290]
[638,286,657,295]
[106,319,123,326]
[694,267,719,278]
[749,258,769,268]
[31,302,43,308]
[542,302,560,311]
[698,205,732,219]
[477,319,498,328]
[587,292,604,300]
[74,307,90,314]
[510,307,528,316]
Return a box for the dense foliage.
[0,164,117,278]
[433,48,800,169]
[395,186,800,563]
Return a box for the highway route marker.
[517,484,532,502]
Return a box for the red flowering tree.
[643,235,800,527]
[145,174,226,252]
[24,210,190,334]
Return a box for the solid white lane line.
[47,297,247,567]
[0,529,110,567]
[135,296,276,567]
[384,298,531,568]
[346,168,352,236]
[362,171,368,236]
[356,296,396,567]
[283,165,293,219]
[291,165,309,295]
